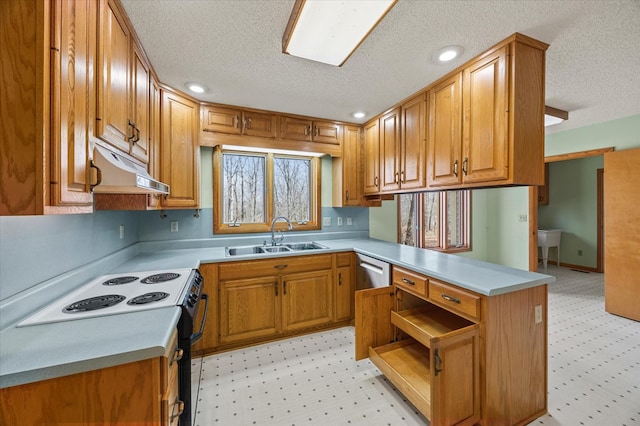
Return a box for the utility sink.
[225,242,328,257]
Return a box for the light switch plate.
[337,217,343,226]
[119,225,125,239]
[170,221,179,232]
[346,217,352,226]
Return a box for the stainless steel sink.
[285,242,328,251]
[225,241,328,256]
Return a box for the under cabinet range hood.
[91,144,169,194]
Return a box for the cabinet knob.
[234,115,240,128]
[345,190,349,201]
[338,272,343,286]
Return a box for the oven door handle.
[190,293,209,345]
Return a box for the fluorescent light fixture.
[222,145,325,158]
[282,0,397,67]
[544,106,569,127]
[186,83,206,94]
[433,45,464,63]
[352,111,366,119]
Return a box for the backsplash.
[0,206,368,302]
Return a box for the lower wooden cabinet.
[356,265,548,426]
[194,253,355,355]
[0,329,181,426]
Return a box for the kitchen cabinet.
[428,33,547,189]
[147,75,163,209]
[332,125,367,207]
[334,252,355,322]
[363,118,381,195]
[215,254,335,350]
[427,73,463,187]
[379,107,402,192]
[0,330,183,426]
[379,95,427,193]
[192,264,218,355]
[160,88,200,208]
[97,0,151,164]
[280,116,342,145]
[355,263,548,425]
[0,0,94,215]
[201,105,277,138]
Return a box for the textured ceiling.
[121,0,640,135]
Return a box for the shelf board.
[369,340,432,419]
[391,307,474,348]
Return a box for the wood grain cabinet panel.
[335,253,355,322]
[280,116,342,145]
[0,0,94,215]
[130,40,151,163]
[363,118,381,194]
[282,269,333,331]
[202,105,277,138]
[333,125,366,206]
[160,89,200,208]
[400,93,427,191]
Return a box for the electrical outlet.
[119,225,125,239]
[170,221,179,232]
[322,217,331,226]
[337,217,343,226]
[535,305,542,324]
[346,217,352,226]
[518,214,528,222]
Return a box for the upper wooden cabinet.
[428,34,547,189]
[280,116,342,145]
[201,105,277,138]
[363,118,381,195]
[0,0,95,215]
[332,125,366,207]
[97,0,150,164]
[160,88,200,208]
[379,107,402,192]
[428,73,463,187]
[399,93,427,191]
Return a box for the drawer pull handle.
[274,264,288,270]
[402,277,415,285]
[171,398,185,421]
[441,293,461,304]
[434,349,442,376]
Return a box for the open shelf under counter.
[369,339,432,418]
[391,306,477,349]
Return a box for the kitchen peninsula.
[0,238,553,426]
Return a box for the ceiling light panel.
[283,0,397,67]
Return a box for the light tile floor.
[191,266,640,425]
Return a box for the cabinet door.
[160,90,200,208]
[431,327,480,425]
[282,270,333,331]
[462,46,508,184]
[363,118,380,194]
[97,0,131,153]
[380,107,401,192]
[280,116,312,142]
[219,276,280,344]
[147,76,162,209]
[242,110,277,138]
[129,41,150,163]
[335,265,354,322]
[341,125,362,206]
[401,93,426,190]
[428,73,462,187]
[312,121,342,145]
[354,286,394,361]
[201,105,242,135]
[50,0,95,207]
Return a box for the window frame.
[397,190,471,253]
[213,146,321,234]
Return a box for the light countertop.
[0,238,553,389]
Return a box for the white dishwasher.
[356,253,391,289]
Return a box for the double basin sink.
[225,242,329,257]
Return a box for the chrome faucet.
[270,216,294,246]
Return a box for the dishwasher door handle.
[359,262,385,275]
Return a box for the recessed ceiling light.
[352,112,366,119]
[433,45,464,63]
[186,83,206,94]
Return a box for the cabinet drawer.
[162,361,182,426]
[336,252,352,267]
[393,266,428,297]
[219,254,333,280]
[428,279,481,321]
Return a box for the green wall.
[369,200,397,242]
[538,156,603,269]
